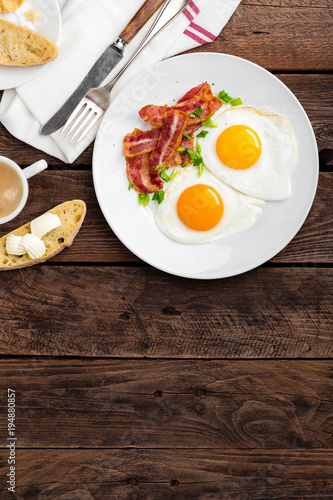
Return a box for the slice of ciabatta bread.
[0,18,58,66]
[0,0,24,12]
[0,200,86,271]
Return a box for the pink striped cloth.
[181,0,241,47]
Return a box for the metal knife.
[41,0,165,136]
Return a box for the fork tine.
[69,108,98,145]
[60,102,87,138]
[74,112,102,147]
[65,106,90,139]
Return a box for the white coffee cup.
[0,156,48,225]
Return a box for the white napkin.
[0,0,241,163]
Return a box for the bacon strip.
[150,109,188,171]
[124,128,160,157]
[126,153,162,193]
[184,123,200,135]
[139,105,169,127]
[167,134,194,167]
[177,82,211,103]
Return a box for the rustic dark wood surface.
[0,0,332,498]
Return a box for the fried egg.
[200,107,297,200]
[155,168,265,244]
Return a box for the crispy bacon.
[124,128,160,157]
[167,134,194,167]
[139,105,169,127]
[150,109,188,171]
[126,153,163,193]
[177,82,211,103]
[184,123,201,135]
[207,95,223,116]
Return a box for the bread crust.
[0,200,86,271]
[0,0,24,12]
[0,18,59,66]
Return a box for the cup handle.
[22,160,48,180]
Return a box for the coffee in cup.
[0,161,24,219]
[0,156,48,225]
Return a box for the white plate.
[0,0,61,90]
[93,53,318,280]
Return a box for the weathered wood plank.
[0,268,331,359]
[0,360,332,449]
[1,74,332,166]
[188,6,333,71]
[0,449,332,499]
[0,171,331,263]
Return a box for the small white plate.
[93,53,319,280]
[0,0,61,90]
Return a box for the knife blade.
[41,0,165,136]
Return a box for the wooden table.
[1,1,332,498]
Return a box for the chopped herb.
[183,134,191,140]
[160,168,170,182]
[190,106,202,118]
[201,117,218,128]
[193,158,202,167]
[187,149,196,161]
[169,168,177,181]
[198,163,204,177]
[180,162,187,168]
[154,164,164,171]
[128,182,134,190]
[138,193,150,207]
[230,97,243,106]
[196,142,201,153]
[196,130,209,138]
[218,90,233,103]
[152,190,165,204]
[177,146,186,152]
[218,90,242,106]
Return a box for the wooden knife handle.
[119,0,165,44]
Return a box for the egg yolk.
[177,184,223,231]
[216,125,261,170]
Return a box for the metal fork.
[61,0,190,146]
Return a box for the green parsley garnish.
[193,158,202,167]
[128,182,134,190]
[183,134,191,140]
[169,168,177,181]
[160,168,170,182]
[152,190,165,204]
[196,130,209,138]
[190,106,203,119]
[201,117,218,128]
[180,162,187,168]
[154,164,164,171]
[218,90,242,106]
[138,193,150,207]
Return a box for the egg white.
[200,107,297,201]
[155,168,265,244]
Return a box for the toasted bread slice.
[0,0,24,12]
[0,18,58,66]
[0,200,86,271]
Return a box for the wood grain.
[1,74,331,166]
[0,171,331,264]
[119,0,164,44]
[0,360,332,449]
[187,5,333,71]
[0,267,331,358]
[0,449,332,499]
